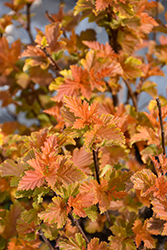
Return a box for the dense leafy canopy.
[0,0,167,249]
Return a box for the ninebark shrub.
[0,0,167,249]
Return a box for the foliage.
[0,0,167,249]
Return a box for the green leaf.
[84,205,98,222]
[41,223,58,241]
[59,233,86,250]
[139,81,157,98]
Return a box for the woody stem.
[38,229,55,250]
[92,149,112,226]
[68,212,89,244]
[156,97,166,155]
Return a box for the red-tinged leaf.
[0,37,21,75]
[18,168,45,191]
[19,134,62,190]
[45,23,65,52]
[162,222,167,235]
[147,217,165,235]
[131,169,156,197]
[150,154,167,175]
[22,128,48,153]
[40,134,59,159]
[55,65,91,101]
[68,192,95,217]
[81,50,96,73]
[61,106,76,126]
[8,238,41,250]
[63,96,101,129]
[87,238,109,250]
[56,79,78,102]
[84,123,125,151]
[64,95,83,118]
[59,233,86,250]
[100,145,128,167]
[153,176,167,201]
[139,12,158,34]
[44,104,65,128]
[56,157,86,186]
[72,147,93,175]
[39,196,69,228]
[133,219,155,249]
[2,201,23,240]
[83,41,117,59]
[81,50,122,91]
[91,179,110,213]
[130,126,160,146]
[0,159,28,177]
[20,45,46,58]
[95,0,111,11]
[152,199,167,220]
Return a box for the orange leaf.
[8,238,41,250]
[72,147,93,175]
[56,65,91,101]
[83,41,117,59]
[45,23,64,52]
[153,176,167,201]
[0,159,28,178]
[18,167,45,191]
[131,169,156,197]
[2,202,23,240]
[56,156,86,186]
[39,196,69,228]
[87,238,109,250]
[152,199,167,220]
[91,179,110,213]
[95,0,111,11]
[133,219,155,248]
[64,96,101,129]
[68,192,95,217]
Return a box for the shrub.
[0,0,167,249]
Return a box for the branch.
[68,212,89,244]
[105,80,118,107]
[124,79,138,112]
[45,10,67,38]
[156,97,166,155]
[92,149,112,226]
[93,149,100,184]
[38,228,55,250]
[41,46,62,72]
[26,3,34,44]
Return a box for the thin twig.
[156,97,166,155]
[38,228,55,250]
[92,149,112,226]
[105,80,118,107]
[68,212,89,244]
[45,10,55,23]
[93,149,100,184]
[26,3,34,44]
[124,79,138,112]
[45,10,67,38]
[41,46,62,71]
